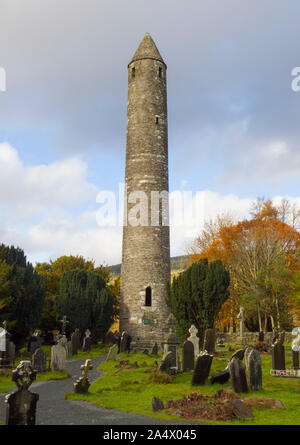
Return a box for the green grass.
[0,370,70,394]
[67,343,109,361]
[65,348,300,425]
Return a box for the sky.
[0,0,300,266]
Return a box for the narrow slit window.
[132,67,135,78]
[155,116,159,125]
[158,67,162,78]
[145,287,152,306]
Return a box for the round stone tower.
[120,33,171,350]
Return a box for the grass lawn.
[65,346,300,425]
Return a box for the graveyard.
[65,343,300,425]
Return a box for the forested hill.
[108,255,190,278]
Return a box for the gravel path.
[0,357,198,425]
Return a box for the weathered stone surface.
[71,329,80,356]
[188,325,200,356]
[191,353,213,385]
[203,329,216,355]
[248,349,262,391]
[228,399,253,418]
[83,336,91,352]
[158,351,176,375]
[120,331,129,353]
[292,350,299,370]
[74,359,93,394]
[67,341,73,358]
[119,34,170,348]
[51,342,67,372]
[6,389,39,425]
[32,348,46,373]
[211,370,230,385]
[152,397,164,411]
[230,348,245,362]
[106,344,118,361]
[244,346,254,370]
[182,340,194,372]
[228,358,249,394]
[271,333,285,371]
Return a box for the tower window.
[158,67,162,78]
[155,116,159,125]
[132,67,135,78]
[145,286,152,306]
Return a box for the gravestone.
[228,357,249,393]
[244,346,254,371]
[211,369,230,385]
[67,341,73,358]
[162,314,180,370]
[83,330,92,352]
[27,336,40,357]
[237,306,247,345]
[74,359,93,393]
[0,324,12,369]
[292,327,300,370]
[188,324,199,356]
[203,328,216,355]
[182,340,194,372]
[152,397,164,411]
[258,331,264,342]
[32,348,47,373]
[120,331,129,353]
[59,315,70,336]
[106,344,118,361]
[5,361,39,425]
[216,336,225,348]
[71,329,81,355]
[271,332,285,371]
[151,343,159,355]
[158,351,176,375]
[230,348,245,362]
[292,350,299,370]
[248,349,262,391]
[51,339,67,372]
[8,341,15,363]
[191,352,213,385]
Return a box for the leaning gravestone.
[182,340,194,372]
[191,352,213,385]
[188,324,200,356]
[211,369,230,384]
[5,361,39,425]
[106,344,118,361]
[228,357,249,393]
[51,339,67,372]
[203,328,216,355]
[32,348,47,373]
[71,329,81,355]
[271,332,285,371]
[248,349,262,391]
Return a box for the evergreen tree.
[57,269,114,341]
[167,258,230,341]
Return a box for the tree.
[190,198,300,331]
[56,269,115,341]
[166,258,230,341]
[0,259,12,311]
[0,244,45,348]
[35,255,111,332]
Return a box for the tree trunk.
[257,304,262,332]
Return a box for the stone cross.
[237,306,245,337]
[59,316,69,335]
[74,359,93,393]
[5,361,39,425]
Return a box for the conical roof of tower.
[129,33,166,67]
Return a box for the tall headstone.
[5,361,39,425]
[32,348,47,373]
[71,329,80,355]
[162,314,180,370]
[182,340,194,372]
[203,328,216,355]
[248,349,262,391]
[51,338,67,372]
[188,324,200,357]
[0,323,11,369]
[228,357,249,393]
[237,306,247,345]
[191,352,213,385]
[271,332,285,371]
[106,344,118,361]
[67,341,73,358]
[120,331,129,353]
[291,327,300,370]
[83,330,92,352]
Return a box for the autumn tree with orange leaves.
[190,199,300,332]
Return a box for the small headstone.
[182,340,194,372]
[188,324,199,356]
[228,358,249,393]
[203,328,216,355]
[271,332,285,371]
[191,353,213,385]
[51,339,67,372]
[106,344,118,361]
[120,331,129,353]
[248,349,262,391]
[211,369,230,385]
[32,348,47,373]
[5,361,39,425]
[71,329,80,355]
[229,399,253,418]
[158,351,176,375]
[152,397,164,411]
[74,359,93,393]
[151,343,158,355]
